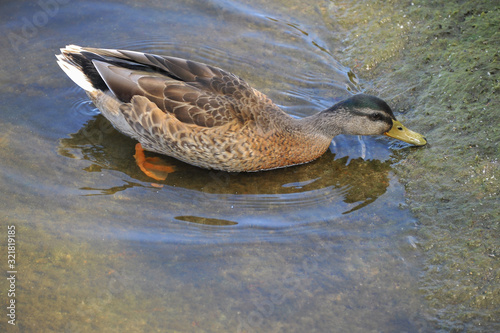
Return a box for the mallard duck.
[56,45,426,178]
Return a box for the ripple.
[218,186,349,211]
[70,98,100,117]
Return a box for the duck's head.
[327,94,427,146]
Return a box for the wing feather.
[79,47,283,130]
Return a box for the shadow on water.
[58,115,393,218]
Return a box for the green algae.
[325,0,499,330]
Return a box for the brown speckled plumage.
[56,45,426,172]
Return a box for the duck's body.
[56,45,426,173]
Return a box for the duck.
[56,45,426,179]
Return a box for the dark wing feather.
[83,47,268,128]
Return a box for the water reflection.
[59,115,392,215]
[175,215,238,226]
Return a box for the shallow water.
[0,0,485,332]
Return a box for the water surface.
[0,0,433,332]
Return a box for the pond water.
[1,0,489,332]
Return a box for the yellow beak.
[384,120,427,146]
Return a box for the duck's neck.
[268,111,341,162]
[290,109,344,141]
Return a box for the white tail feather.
[56,46,97,93]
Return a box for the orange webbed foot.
[134,143,175,181]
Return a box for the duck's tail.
[56,45,107,93]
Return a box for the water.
[0,0,434,332]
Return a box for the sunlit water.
[1,0,430,332]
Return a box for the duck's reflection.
[59,115,393,215]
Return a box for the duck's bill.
[384,120,427,146]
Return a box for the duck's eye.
[369,113,383,121]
